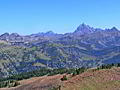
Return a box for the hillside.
[62,67,120,90]
[0,24,120,77]
[1,67,120,90]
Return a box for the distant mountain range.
[0,23,120,77]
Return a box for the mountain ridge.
[0,23,119,37]
[0,23,120,77]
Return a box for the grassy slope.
[1,67,120,90]
[62,67,120,90]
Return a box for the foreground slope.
[62,67,120,90]
[2,67,120,90]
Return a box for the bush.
[61,75,67,81]
[13,81,20,87]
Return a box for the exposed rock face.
[74,23,96,35]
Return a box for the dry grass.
[1,68,120,90]
[62,67,120,90]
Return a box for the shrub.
[61,75,67,81]
[13,81,20,87]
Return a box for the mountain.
[30,31,55,36]
[0,23,120,77]
[73,23,96,35]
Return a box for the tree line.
[0,63,120,88]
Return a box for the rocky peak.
[0,33,9,37]
[45,31,55,35]
[111,27,119,31]
[74,23,95,35]
[10,33,20,37]
[105,27,119,33]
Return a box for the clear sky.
[0,0,120,35]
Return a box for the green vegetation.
[0,80,20,88]
[97,63,120,70]
[0,68,85,88]
[33,62,46,67]
[0,63,120,88]
[61,75,67,81]
[0,40,120,78]
[75,67,86,75]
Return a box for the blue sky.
[0,0,120,35]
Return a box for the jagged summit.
[104,27,119,33]
[111,27,119,31]
[74,23,95,35]
[30,31,56,37]
[0,24,119,41]
[10,33,20,36]
[73,23,120,35]
[45,31,55,35]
